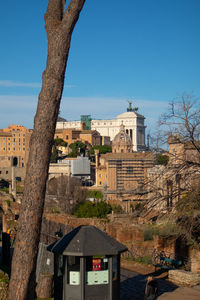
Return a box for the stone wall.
[44,213,154,259]
[168,269,200,286]
[44,213,200,273]
[189,248,200,274]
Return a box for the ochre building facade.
[0,125,32,180]
[95,124,154,210]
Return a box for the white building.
[56,105,146,151]
[48,156,91,180]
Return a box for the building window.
[23,148,25,151]
[8,138,10,140]
[126,166,133,173]
[66,135,68,140]
[6,171,8,174]
[8,148,10,151]
[13,148,15,151]
[130,129,133,141]
[19,148,21,151]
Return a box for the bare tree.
[8,1,86,299]
[159,93,200,155]
[46,175,87,213]
[143,94,200,217]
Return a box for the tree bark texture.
[8,1,85,299]
[36,274,53,299]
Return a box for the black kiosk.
[47,225,127,300]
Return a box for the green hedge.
[74,201,112,218]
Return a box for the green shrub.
[90,145,112,155]
[5,199,10,207]
[159,223,180,237]
[16,185,24,194]
[87,190,103,200]
[111,204,123,213]
[143,226,159,241]
[0,273,9,284]
[155,154,169,166]
[143,223,180,241]
[1,187,9,193]
[74,201,112,218]
[134,255,152,265]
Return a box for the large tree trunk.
[8,1,85,299]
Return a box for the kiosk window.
[67,256,80,285]
[86,256,109,285]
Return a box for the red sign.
[92,258,101,271]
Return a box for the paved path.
[158,286,200,300]
[120,268,177,300]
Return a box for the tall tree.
[8,1,86,299]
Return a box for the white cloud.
[0,95,169,132]
[0,80,76,89]
[0,80,41,88]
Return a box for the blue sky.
[1,0,200,135]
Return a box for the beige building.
[0,125,32,181]
[54,126,104,147]
[95,124,154,210]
